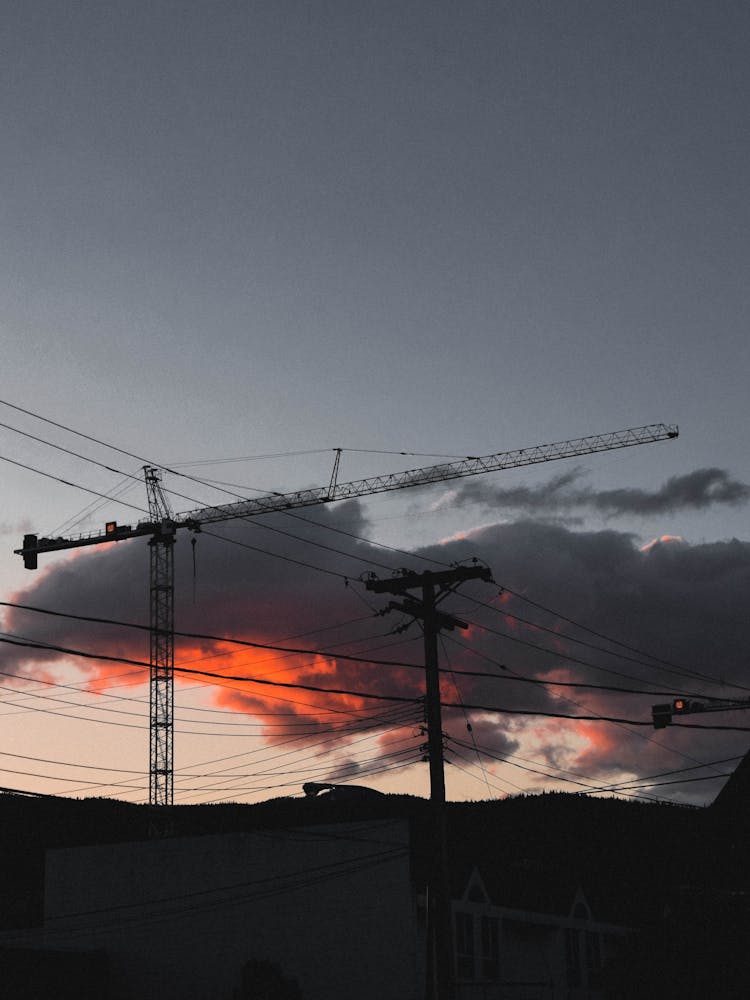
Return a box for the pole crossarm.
[386,599,468,632]
[367,565,493,596]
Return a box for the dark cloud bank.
[453,466,749,517]
[2,476,749,805]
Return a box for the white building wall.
[36,819,419,1000]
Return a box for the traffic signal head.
[22,534,38,570]
[652,703,673,729]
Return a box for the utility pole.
[366,565,492,1000]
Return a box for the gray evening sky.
[1,1,748,804]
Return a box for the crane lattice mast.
[16,422,678,805]
[145,467,176,807]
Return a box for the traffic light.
[652,698,705,727]
[22,534,38,570]
[672,698,699,715]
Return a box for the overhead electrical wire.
[176,754,423,803]
[187,717,420,787]
[1,844,411,945]
[443,610,729,696]
[0,697,421,803]
[577,755,744,796]
[0,601,424,670]
[451,731,735,804]
[1,399,447,573]
[439,633,730,703]
[470,586,750,695]
[4,604,750,732]
[171,706,421,799]
[6,599,731,707]
[4,631,748,732]
[185,742,421,798]
[446,745,529,798]
[438,637,496,799]
[447,735,671,806]
[0,450,150,517]
[51,476,142,537]
[174,705,420,788]
[0,665,419,742]
[440,632,739,776]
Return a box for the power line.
[441,633,735,702]
[0,451,150,516]
[7,599,716,703]
[483,585,750,695]
[0,401,439,581]
[2,631,748,731]
[578,755,744,796]
[0,602,421,669]
[447,610,743,699]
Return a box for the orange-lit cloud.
[640,534,685,551]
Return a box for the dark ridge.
[1,788,737,933]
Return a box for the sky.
[1,1,749,807]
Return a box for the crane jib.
[177,422,678,527]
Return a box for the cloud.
[451,467,750,518]
[0,518,33,537]
[2,501,749,805]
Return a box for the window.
[480,914,499,980]
[455,911,475,980]
[565,929,582,988]
[586,931,602,987]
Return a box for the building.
[451,867,627,999]
[0,795,638,1000]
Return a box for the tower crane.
[16,422,678,805]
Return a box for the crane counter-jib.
[15,521,158,561]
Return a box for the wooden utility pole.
[366,565,492,1000]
